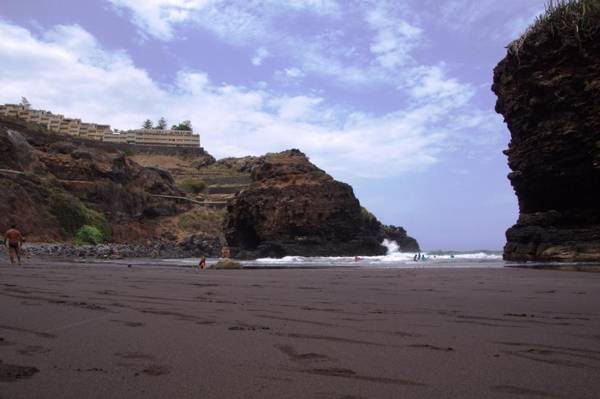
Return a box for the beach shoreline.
[1,259,599,398]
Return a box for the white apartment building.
[0,104,200,148]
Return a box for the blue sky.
[0,0,546,250]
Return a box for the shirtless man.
[4,225,23,265]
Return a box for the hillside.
[0,117,221,256]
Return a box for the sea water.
[164,239,505,269]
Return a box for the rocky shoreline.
[23,234,222,259]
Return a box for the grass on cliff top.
[509,0,600,53]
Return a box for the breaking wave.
[247,240,503,268]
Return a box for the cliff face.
[492,3,600,261]
[224,150,419,258]
[0,118,190,243]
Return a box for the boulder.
[213,259,242,270]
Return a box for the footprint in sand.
[113,352,170,376]
[0,360,39,382]
[17,345,51,356]
[110,319,145,327]
[490,385,559,398]
[276,344,330,363]
[141,364,171,376]
[114,352,155,360]
[407,344,454,352]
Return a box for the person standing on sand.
[221,246,230,258]
[198,256,206,270]
[4,225,24,266]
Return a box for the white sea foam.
[162,240,503,268]
[250,240,503,268]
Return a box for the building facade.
[0,104,200,148]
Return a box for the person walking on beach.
[4,225,24,266]
[198,256,206,270]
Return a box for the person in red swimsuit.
[4,225,23,266]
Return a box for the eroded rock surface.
[224,149,419,258]
[492,5,600,261]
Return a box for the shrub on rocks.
[74,225,104,245]
[48,188,112,242]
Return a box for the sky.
[0,0,547,250]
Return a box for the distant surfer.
[4,225,24,266]
[354,256,362,262]
[413,254,418,262]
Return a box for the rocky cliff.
[0,117,206,250]
[492,0,600,261]
[224,149,419,258]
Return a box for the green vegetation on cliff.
[178,176,206,194]
[74,225,105,245]
[511,0,600,52]
[47,186,112,243]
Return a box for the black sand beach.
[1,260,599,398]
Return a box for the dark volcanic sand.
[0,260,599,398]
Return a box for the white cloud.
[107,0,340,42]
[273,67,305,85]
[273,96,323,121]
[285,0,340,14]
[108,0,214,40]
[408,65,472,102]
[0,21,489,179]
[366,4,422,69]
[106,0,425,87]
[251,47,270,66]
[284,67,304,79]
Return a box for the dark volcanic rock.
[492,4,600,261]
[382,225,420,253]
[179,233,221,257]
[26,234,222,259]
[224,149,418,258]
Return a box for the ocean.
[163,240,505,269]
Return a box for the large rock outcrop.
[492,1,600,261]
[223,149,419,258]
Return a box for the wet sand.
[1,260,599,399]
